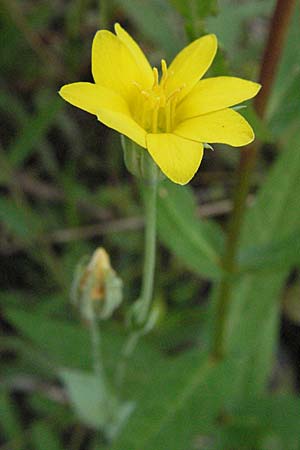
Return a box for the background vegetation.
[1,0,300,449]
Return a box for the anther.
[152,67,159,88]
[161,59,168,85]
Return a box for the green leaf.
[267,4,300,137]
[237,395,300,442]
[60,369,134,436]
[206,0,274,59]
[213,395,300,449]
[215,423,263,450]
[60,369,110,429]
[268,70,300,138]
[170,0,218,18]
[112,352,237,450]
[170,0,218,38]
[0,196,43,240]
[157,180,224,279]
[8,95,61,167]
[0,388,23,442]
[171,0,217,41]
[0,90,27,124]
[4,308,93,370]
[215,129,300,401]
[114,0,184,59]
[3,308,162,380]
[29,392,72,427]
[31,422,64,450]
[239,229,300,273]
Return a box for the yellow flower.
[59,24,261,185]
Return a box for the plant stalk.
[116,163,159,390]
[137,174,158,324]
[89,313,106,385]
[211,0,297,360]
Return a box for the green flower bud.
[71,248,123,321]
[121,135,164,184]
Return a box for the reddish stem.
[211,0,297,360]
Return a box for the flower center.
[132,60,184,133]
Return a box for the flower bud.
[121,135,164,184]
[126,297,162,334]
[71,248,123,320]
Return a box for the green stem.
[211,0,296,360]
[89,313,106,385]
[116,161,159,390]
[137,173,158,324]
[115,331,139,389]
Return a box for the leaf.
[112,352,237,450]
[236,395,300,442]
[60,369,110,429]
[267,4,300,136]
[170,0,218,38]
[157,180,224,279]
[29,392,72,427]
[0,90,27,124]
[170,0,218,18]
[238,229,300,273]
[4,308,94,370]
[0,388,23,442]
[114,0,184,59]
[206,0,274,58]
[215,395,300,449]
[0,196,43,240]
[268,69,300,138]
[3,307,163,380]
[8,95,61,167]
[60,369,134,436]
[216,128,300,401]
[31,422,64,450]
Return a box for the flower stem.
[137,169,159,324]
[115,331,139,389]
[89,312,106,385]
[115,162,159,390]
[211,0,296,360]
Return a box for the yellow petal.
[176,77,261,121]
[166,34,217,101]
[146,133,203,185]
[59,82,146,147]
[174,108,254,147]
[92,30,149,101]
[114,23,153,87]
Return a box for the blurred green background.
[1,0,300,449]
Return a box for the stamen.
[161,59,168,85]
[167,84,185,102]
[134,65,186,133]
[165,84,186,131]
[141,101,147,129]
[152,103,159,133]
[140,90,152,129]
[165,101,172,133]
[152,67,159,88]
